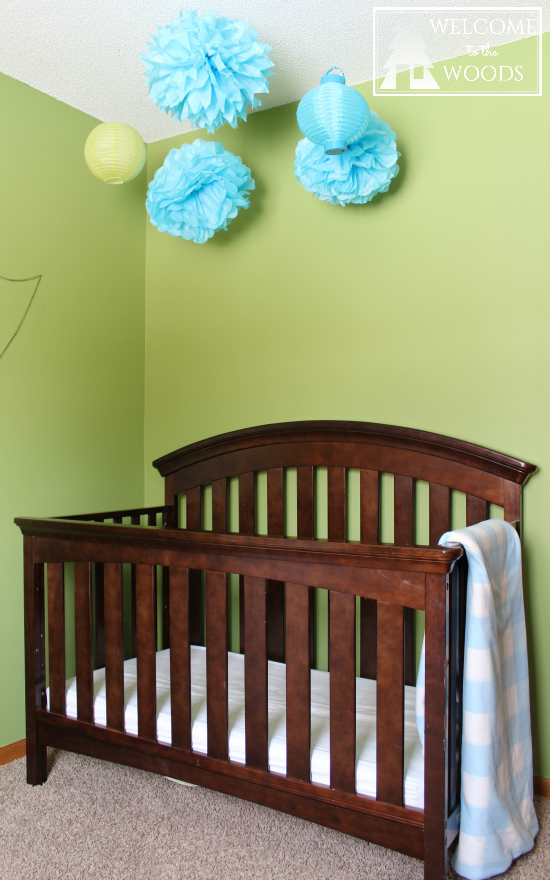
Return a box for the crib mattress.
[53,646,425,809]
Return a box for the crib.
[17,421,536,880]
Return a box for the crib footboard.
[18,516,464,880]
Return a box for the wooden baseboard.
[534,775,550,798]
[0,739,26,766]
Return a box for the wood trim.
[152,420,536,486]
[534,775,550,798]
[0,738,26,765]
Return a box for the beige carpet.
[0,750,548,880]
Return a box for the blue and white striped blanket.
[415,520,538,879]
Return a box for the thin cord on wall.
[0,274,42,360]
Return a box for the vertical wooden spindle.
[135,565,157,741]
[360,469,379,679]
[74,562,94,724]
[329,591,356,793]
[285,583,311,782]
[327,467,346,542]
[267,467,285,662]
[466,495,488,526]
[376,602,404,806]
[429,484,450,547]
[186,486,203,645]
[206,571,228,760]
[360,469,379,544]
[244,576,268,771]
[394,476,414,685]
[94,563,105,669]
[169,567,192,751]
[104,563,124,732]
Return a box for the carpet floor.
[0,750,548,880]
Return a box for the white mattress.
[53,646,425,808]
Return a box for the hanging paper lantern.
[141,10,274,133]
[294,111,400,206]
[297,68,370,155]
[84,123,146,184]
[146,139,254,244]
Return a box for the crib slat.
[104,563,124,732]
[466,494,488,526]
[360,470,379,680]
[286,583,311,782]
[429,484,450,546]
[360,597,377,679]
[328,467,346,542]
[394,476,415,686]
[267,468,284,537]
[169,568,191,751]
[297,466,314,539]
[186,489,204,646]
[394,475,413,545]
[267,580,285,663]
[244,576,268,771]
[212,478,227,532]
[360,469,379,544]
[206,570,228,761]
[94,563,105,669]
[47,563,65,716]
[297,466,316,667]
[74,563,93,723]
[239,472,255,535]
[162,566,170,650]
[136,565,157,741]
[376,602,404,805]
[188,570,203,646]
[330,591,356,793]
[186,487,201,530]
[266,468,285,662]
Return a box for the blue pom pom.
[146,139,254,244]
[294,111,400,206]
[142,10,274,133]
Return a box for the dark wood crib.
[16,421,535,880]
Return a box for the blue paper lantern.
[294,111,400,206]
[296,68,370,155]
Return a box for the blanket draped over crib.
[416,520,538,880]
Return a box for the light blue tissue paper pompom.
[142,9,274,133]
[146,139,255,244]
[294,111,400,206]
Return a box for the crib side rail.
[19,518,461,871]
[59,504,173,527]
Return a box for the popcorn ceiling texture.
[0,0,548,143]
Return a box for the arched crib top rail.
[153,420,536,496]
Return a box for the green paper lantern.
[84,123,146,184]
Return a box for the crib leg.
[26,738,47,786]
[24,538,48,785]
[423,573,450,880]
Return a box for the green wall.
[144,35,550,775]
[0,73,146,747]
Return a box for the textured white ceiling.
[1,1,547,143]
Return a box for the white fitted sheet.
[54,646,425,808]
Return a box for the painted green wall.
[144,35,550,775]
[0,73,146,747]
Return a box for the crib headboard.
[153,420,536,539]
[153,421,535,683]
